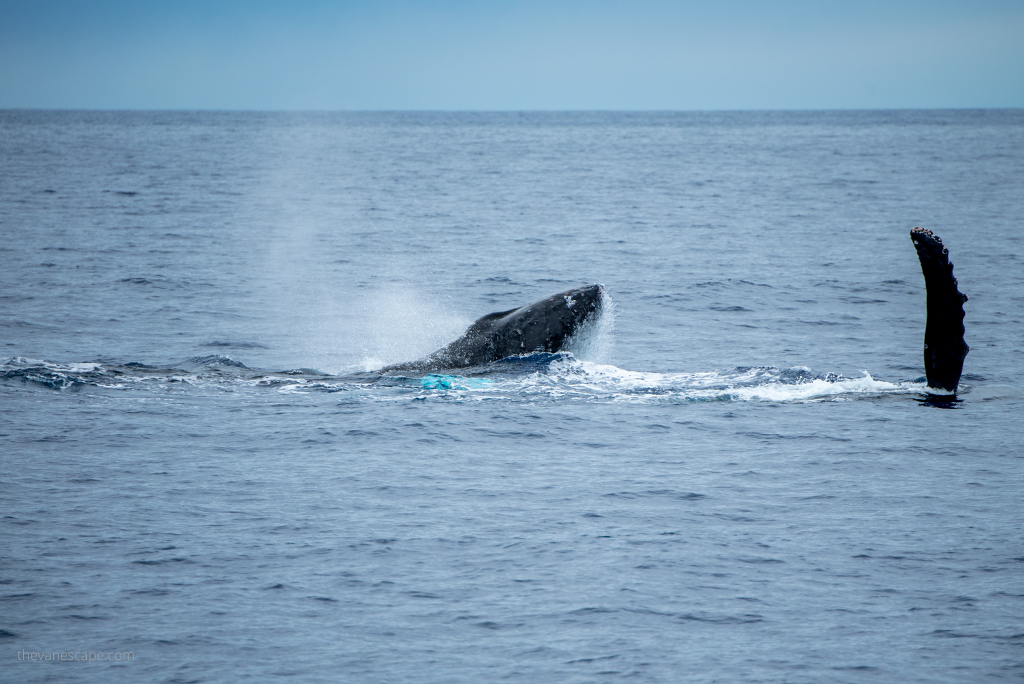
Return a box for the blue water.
[2,110,1023,683]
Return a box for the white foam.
[477,358,925,404]
[66,362,102,372]
[723,373,914,402]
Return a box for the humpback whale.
[911,227,969,393]
[381,230,968,395]
[382,284,605,372]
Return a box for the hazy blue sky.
[1,0,1021,110]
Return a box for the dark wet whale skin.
[911,228,969,393]
[382,284,604,372]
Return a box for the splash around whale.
[4,230,963,396]
[0,229,969,402]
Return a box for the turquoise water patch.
[420,374,493,390]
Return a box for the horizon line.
[3,106,1023,114]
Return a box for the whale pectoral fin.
[911,227,969,393]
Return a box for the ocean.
[2,110,1023,682]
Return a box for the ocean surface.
[2,110,1023,683]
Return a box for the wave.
[402,355,927,403]
[0,355,332,391]
[1,353,932,404]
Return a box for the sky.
[1,0,1022,110]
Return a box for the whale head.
[498,283,605,355]
[380,283,606,372]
